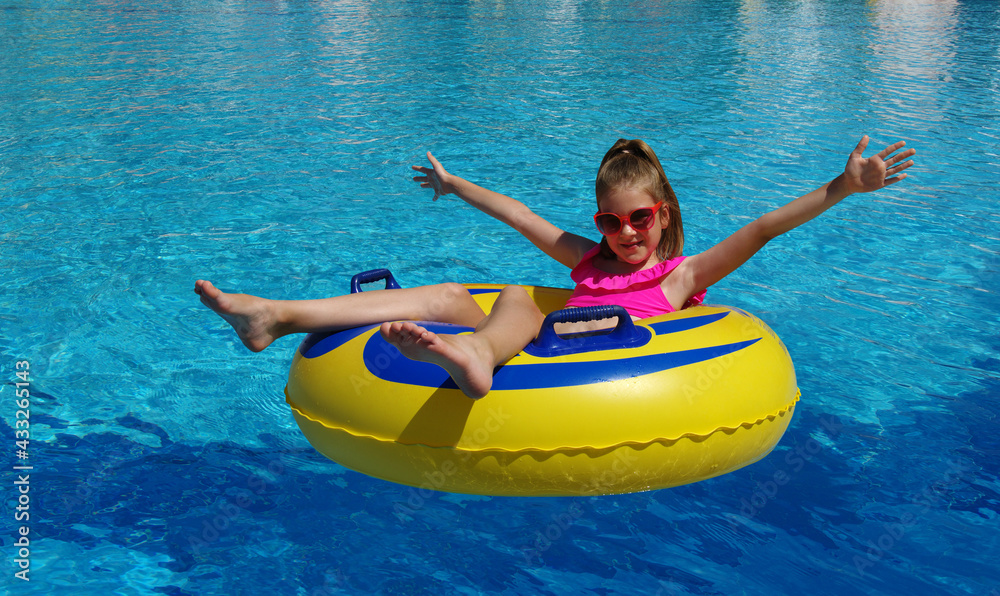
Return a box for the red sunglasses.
[594,201,664,236]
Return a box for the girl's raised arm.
[411,152,596,269]
[666,136,916,307]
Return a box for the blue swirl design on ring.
[297,311,759,391]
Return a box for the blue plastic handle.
[526,305,651,357]
[350,269,402,294]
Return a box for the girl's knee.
[438,282,472,300]
[498,285,534,305]
[424,283,476,319]
[498,286,543,319]
[434,282,474,308]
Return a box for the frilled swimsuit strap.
[566,247,706,317]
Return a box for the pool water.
[2,0,998,594]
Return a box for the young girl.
[195,136,915,398]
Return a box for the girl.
[195,136,915,398]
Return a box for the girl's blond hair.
[595,138,684,260]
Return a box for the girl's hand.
[843,135,917,194]
[411,152,454,201]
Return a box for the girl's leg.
[194,280,486,352]
[380,285,545,398]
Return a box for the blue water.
[1,0,998,594]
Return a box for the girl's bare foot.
[194,280,282,352]
[380,321,496,398]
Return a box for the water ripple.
[2,0,999,594]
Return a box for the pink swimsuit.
[564,246,706,318]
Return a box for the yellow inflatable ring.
[285,270,800,496]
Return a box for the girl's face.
[596,186,666,267]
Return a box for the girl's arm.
[665,136,916,307]
[412,152,596,269]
